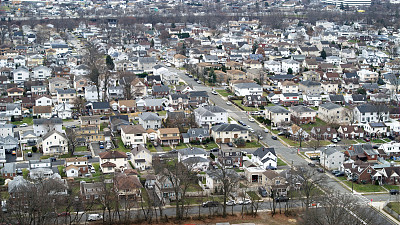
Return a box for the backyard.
[300,118,327,133]
[75,146,87,152]
[146,143,157,152]
[12,117,33,126]
[232,100,259,112]
[115,137,130,152]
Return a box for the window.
[275,180,280,185]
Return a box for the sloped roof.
[99,151,128,159]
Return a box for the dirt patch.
[131,212,299,225]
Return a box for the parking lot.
[90,141,115,157]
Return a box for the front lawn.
[384,185,400,190]
[100,122,108,131]
[247,191,261,200]
[357,139,366,143]
[146,143,157,152]
[75,146,87,152]
[162,146,172,151]
[232,100,259,111]
[205,142,219,150]
[115,137,130,152]
[387,202,400,215]
[62,119,74,122]
[300,118,327,133]
[175,143,189,150]
[236,141,262,148]
[277,158,287,166]
[12,117,33,126]
[58,166,66,177]
[372,139,386,144]
[187,183,203,192]
[343,181,386,193]
[157,111,167,116]
[216,89,231,97]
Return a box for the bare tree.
[72,97,86,116]
[294,165,326,211]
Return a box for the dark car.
[331,170,340,175]
[194,78,199,81]
[308,162,316,167]
[57,212,70,217]
[275,196,289,202]
[49,157,56,162]
[27,152,32,157]
[271,136,278,140]
[335,171,345,177]
[202,201,219,207]
[316,168,325,173]
[227,142,233,147]
[258,186,268,197]
[85,155,92,159]
[390,189,400,195]
[210,148,219,153]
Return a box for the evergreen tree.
[150,39,155,48]
[320,49,327,59]
[288,68,293,74]
[105,55,114,71]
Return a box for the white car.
[248,118,255,122]
[226,200,236,206]
[88,214,103,221]
[20,123,28,127]
[211,91,218,95]
[264,128,269,133]
[238,199,252,205]
[226,101,232,105]
[197,80,202,84]
[90,168,96,173]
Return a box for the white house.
[13,67,30,83]
[99,151,128,173]
[251,147,277,169]
[53,103,73,119]
[120,125,147,147]
[35,96,53,106]
[364,122,388,137]
[264,60,281,73]
[177,147,208,162]
[85,85,99,102]
[265,106,291,127]
[138,112,161,130]
[278,81,298,93]
[354,104,390,124]
[0,124,13,138]
[65,165,79,178]
[130,145,152,170]
[320,147,345,170]
[194,105,228,127]
[281,59,300,74]
[33,118,63,136]
[318,102,350,124]
[234,83,263,96]
[41,130,68,155]
[379,142,400,156]
[32,66,52,80]
[357,69,378,82]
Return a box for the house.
[364,122,388,137]
[211,124,250,144]
[233,83,263,96]
[56,88,76,104]
[357,69,378,82]
[33,118,63,136]
[188,91,209,106]
[118,100,135,113]
[289,105,316,124]
[279,93,300,106]
[13,67,29,83]
[205,169,239,191]
[32,66,51,80]
[131,78,147,97]
[281,59,300,73]
[29,159,52,169]
[354,104,390,124]
[7,87,24,99]
[194,105,228,127]
[218,148,243,167]
[138,57,157,72]
[262,170,289,197]
[109,115,130,133]
[41,130,68,155]
[143,99,165,111]
[152,85,170,98]
[346,144,379,161]
[80,181,104,200]
[177,147,208,162]
[114,173,143,199]
[337,125,364,139]
[278,81,298,93]
[320,147,345,170]
[303,94,322,107]
[1,163,16,179]
[0,136,18,155]
[33,106,52,119]
[251,147,277,169]
[264,106,291,127]
[99,151,128,173]
[35,95,52,107]
[242,95,267,107]
[318,102,350,124]
[53,103,73,119]
[80,115,102,127]
[378,142,400,158]
[173,54,187,67]
[120,125,147,147]
[65,157,89,175]
[0,124,13,137]
[157,128,180,146]
[310,126,337,140]
[131,145,152,170]
[88,102,112,115]
[31,85,47,96]
[139,112,161,130]
[298,81,322,95]
[65,165,79,178]
[84,85,99,102]
[169,94,189,110]
[186,128,210,143]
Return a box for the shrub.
[32,146,38,152]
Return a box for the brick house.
[310,126,337,140]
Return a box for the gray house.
[138,112,161,130]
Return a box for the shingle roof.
[33,118,62,125]
[99,151,128,159]
[320,102,341,110]
[121,125,146,134]
[139,112,161,121]
[266,106,290,113]
[211,124,247,132]
[253,147,276,159]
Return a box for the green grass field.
[216,89,231,97]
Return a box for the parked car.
[27,152,32,157]
[88,214,103,221]
[227,142,233,147]
[99,144,104,149]
[153,141,158,147]
[226,101,232,105]
[57,212,70,217]
[331,170,340,175]
[335,171,345,177]
[210,148,219,153]
[20,123,28,127]
[316,168,325,173]
[194,78,198,81]
[278,132,285,136]
[390,189,400,195]
[16,169,23,175]
[271,136,278,140]
[50,157,56,162]
[197,80,202,84]
[331,138,338,143]
[90,168,96,173]
[308,162,316,167]
[188,74,193,78]
[264,129,269,133]
[248,118,255,122]
[364,137,370,142]
[258,186,268,197]
[211,91,218,95]
[238,199,252,205]
[275,196,289,202]
[226,200,236,206]
[202,201,219,207]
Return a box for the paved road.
[14,120,80,133]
